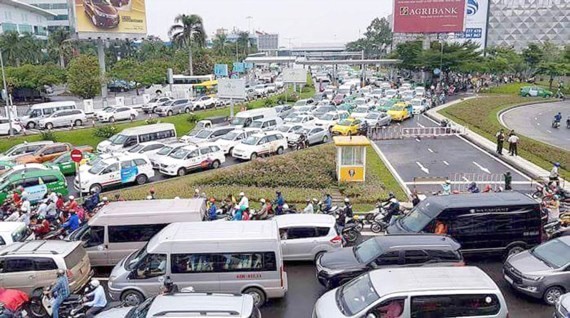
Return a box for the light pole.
[246,16,253,34]
[0,49,14,137]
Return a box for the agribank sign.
[393,0,467,33]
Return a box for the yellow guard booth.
[333,136,370,183]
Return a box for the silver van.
[37,109,86,130]
[107,221,287,307]
[313,266,509,318]
[67,199,206,267]
[249,117,283,132]
[274,214,342,261]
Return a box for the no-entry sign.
[70,149,83,163]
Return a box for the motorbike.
[294,138,309,151]
[316,201,338,214]
[340,223,360,244]
[29,285,94,318]
[552,120,561,128]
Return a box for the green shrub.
[286,93,299,103]
[186,113,200,124]
[93,126,117,138]
[145,118,159,125]
[276,95,286,105]
[264,98,276,107]
[40,130,57,142]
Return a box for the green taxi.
[45,151,97,176]
[520,86,553,98]
[0,169,68,204]
[376,98,398,112]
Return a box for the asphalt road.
[501,100,570,151]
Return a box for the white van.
[249,117,283,132]
[96,123,176,153]
[313,266,509,318]
[19,101,77,129]
[67,199,206,267]
[107,221,287,307]
[0,222,34,246]
[230,108,278,129]
[74,153,154,193]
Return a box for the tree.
[4,63,66,92]
[346,17,392,58]
[48,28,72,68]
[485,46,525,76]
[212,33,228,55]
[522,43,543,70]
[67,55,101,99]
[0,31,23,67]
[237,31,250,56]
[168,14,206,76]
[536,42,569,89]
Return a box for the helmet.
[102,197,108,202]
[57,269,65,277]
[313,198,318,203]
[146,195,153,200]
[390,198,398,203]
[445,180,451,184]
[195,189,200,194]
[239,192,245,197]
[90,279,100,288]
[306,198,311,202]
[344,198,350,203]
[388,192,395,198]
[210,198,215,203]
[260,198,266,203]
[553,195,560,200]
[469,182,476,187]
[69,195,75,200]
[554,162,560,167]
[37,214,45,220]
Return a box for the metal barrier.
[449,173,512,192]
[368,126,403,140]
[369,124,467,140]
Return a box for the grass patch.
[115,143,407,208]
[438,95,569,179]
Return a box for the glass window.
[108,224,168,243]
[134,159,148,166]
[22,178,40,188]
[354,239,383,264]
[101,163,119,174]
[339,274,380,316]
[316,227,331,237]
[426,249,462,262]
[10,224,28,243]
[134,254,167,279]
[83,226,104,248]
[411,294,501,317]
[285,227,316,239]
[200,147,211,155]
[34,258,58,271]
[171,254,215,273]
[41,175,59,184]
[0,237,5,246]
[209,146,220,152]
[221,253,265,271]
[404,250,429,264]
[375,251,400,266]
[64,246,87,268]
[5,258,34,272]
[530,239,570,269]
[341,147,364,166]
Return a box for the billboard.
[258,34,279,51]
[232,62,245,73]
[454,0,489,50]
[218,79,246,100]
[214,64,229,77]
[282,68,307,84]
[72,0,147,39]
[393,0,467,33]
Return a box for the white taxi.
[213,128,262,155]
[231,132,288,161]
[158,143,225,176]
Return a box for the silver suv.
[0,240,92,295]
[155,99,192,117]
[38,109,87,130]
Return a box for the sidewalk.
[425,96,570,191]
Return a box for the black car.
[83,0,119,29]
[316,234,463,289]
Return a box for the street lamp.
[0,49,14,137]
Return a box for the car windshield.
[195,130,213,139]
[162,101,174,106]
[392,106,405,111]
[530,239,570,269]
[250,121,263,128]
[12,223,29,242]
[221,131,240,140]
[365,113,379,120]
[126,296,155,318]
[156,146,173,156]
[338,274,380,316]
[53,153,70,164]
[102,107,115,113]
[353,238,383,263]
[412,100,422,106]
[242,136,260,145]
[110,134,128,145]
[290,117,305,123]
[319,114,335,121]
[128,144,145,153]
[169,148,190,160]
[386,90,397,95]
[354,107,368,113]
[148,98,158,103]
[231,117,247,126]
[88,160,110,174]
[355,99,366,105]
[125,244,149,271]
[255,85,265,89]
[399,202,433,232]
[338,119,353,126]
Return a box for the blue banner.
[244,62,254,70]
[121,166,138,183]
[26,184,48,203]
[233,62,245,73]
[214,64,229,77]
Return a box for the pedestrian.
[507,131,519,156]
[495,129,505,155]
[503,171,512,191]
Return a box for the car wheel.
[250,153,258,160]
[135,174,148,185]
[543,286,564,305]
[276,147,284,155]
[228,147,234,156]
[28,295,47,318]
[26,122,36,129]
[506,244,525,258]
[185,108,191,113]
[130,114,136,120]
[243,287,266,307]
[121,290,145,307]
[211,160,221,169]
[314,251,326,263]
[322,135,328,143]
[74,119,83,126]
[10,128,18,135]
[167,110,173,116]
[46,122,53,130]
[177,168,187,176]
[89,183,102,194]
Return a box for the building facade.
[487,0,569,51]
[0,0,54,39]
[20,0,69,31]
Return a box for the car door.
[257,136,271,155]
[1,257,36,294]
[0,119,9,135]
[185,149,201,169]
[280,227,318,260]
[33,257,59,291]
[99,162,120,186]
[116,107,129,120]
[309,128,324,144]
[119,160,138,184]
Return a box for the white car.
[350,106,371,120]
[147,142,187,169]
[38,109,86,130]
[0,141,53,161]
[415,86,426,97]
[142,97,173,114]
[276,124,304,142]
[314,111,349,131]
[74,153,154,193]
[384,89,399,99]
[231,132,288,161]
[214,128,262,155]
[191,96,216,110]
[289,115,316,125]
[400,82,413,90]
[126,141,166,156]
[95,106,138,123]
[0,117,22,136]
[158,143,225,176]
[411,98,428,114]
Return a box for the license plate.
[504,275,513,284]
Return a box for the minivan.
[67,199,206,267]
[19,101,76,129]
[387,192,543,257]
[96,123,177,153]
[107,221,287,307]
[0,169,68,204]
[313,266,509,318]
[38,109,87,130]
[230,108,278,128]
[249,117,283,132]
[316,235,464,289]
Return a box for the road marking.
[537,123,540,126]
[415,138,421,142]
[534,117,538,120]
[418,123,425,128]
[442,160,449,166]
[416,162,430,174]
[428,148,434,153]
[547,130,552,134]
[473,161,491,174]
[371,142,411,197]
[462,176,470,182]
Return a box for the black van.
[387,192,543,257]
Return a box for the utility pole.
[0,50,14,137]
[97,38,108,107]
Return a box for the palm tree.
[0,31,22,66]
[237,31,250,56]
[212,33,228,55]
[48,28,71,68]
[168,14,206,76]
[19,33,44,64]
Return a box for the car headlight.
[523,275,543,281]
[324,268,346,275]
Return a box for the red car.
[83,0,119,29]
[332,94,345,106]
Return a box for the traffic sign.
[70,149,83,163]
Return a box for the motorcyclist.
[45,199,58,222]
[336,203,346,233]
[566,116,570,128]
[65,196,78,212]
[238,192,249,209]
[441,180,452,195]
[323,194,333,213]
[303,199,314,214]
[193,189,200,198]
[207,198,217,221]
[83,279,107,318]
[467,182,480,193]
[554,112,562,126]
[62,209,80,233]
[361,120,369,136]
[232,205,244,221]
[161,276,179,294]
[298,132,308,149]
[56,193,64,211]
[343,198,353,218]
[382,198,400,224]
[19,194,30,214]
[275,191,285,215]
[50,269,70,318]
[83,189,100,212]
[254,199,271,220]
[30,214,50,237]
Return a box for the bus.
[192,80,218,97]
[147,74,215,98]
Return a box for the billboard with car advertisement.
[72,0,147,39]
[393,0,467,33]
[453,0,489,50]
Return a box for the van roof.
[422,192,538,217]
[147,221,279,253]
[370,266,499,296]
[0,222,27,232]
[236,107,276,118]
[273,214,336,227]
[148,293,254,317]
[88,199,204,226]
[0,240,82,256]
[374,234,461,251]
[118,123,175,135]
[30,101,76,109]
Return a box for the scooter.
[552,120,561,128]
[29,285,92,318]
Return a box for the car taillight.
[330,235,342,245]
[454,261,466,266]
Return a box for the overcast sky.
[145,0,393,46]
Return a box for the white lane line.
[415,138,421,142]
[370,142,411,197]
[537,123,541,126]
[547,130,552,134]
[473,161,491,174]
[442,160,449,166]
[416,162,430,174]
[428,148,434,153]
[418,123,425,128]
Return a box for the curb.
[369,141,412,199]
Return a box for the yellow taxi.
[387,102,412,121]
[331,118,362,136]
